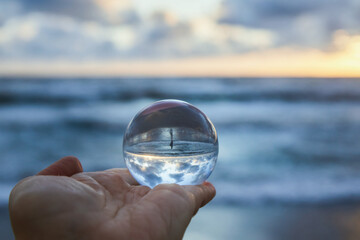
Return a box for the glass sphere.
[123,99,218,188]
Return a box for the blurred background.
[1,0,360,239]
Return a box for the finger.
[86,168,139,186]
[182,182,216,214]
[144,182,216,216]
[37,156,83,177]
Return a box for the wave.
[0,77,360,207]
[1,78,360,104]
[213,177,360,205]
[0,100,359,130]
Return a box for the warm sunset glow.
[1,45,360,77]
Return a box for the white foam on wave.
[0,99,154,127]
[1,100,359,130]
[197,101,360,127]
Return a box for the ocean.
[1,77,360,239]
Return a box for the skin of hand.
[9,156,216,240]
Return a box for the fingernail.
[203,181,215,190]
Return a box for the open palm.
[9,157,216,240]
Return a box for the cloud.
[0,0,359,62]
[128,12,275,58]
[1,32,360,77]
[0,7,275,60]
[94,0,141,24]
[219,0,328,25]
[0,14,121,60]
[1,0,140,25]
[17,0,103,21]
[169,173,184,182]
[0,0,21,24]
[218,0,360,48]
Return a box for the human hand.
[9,156,216,240]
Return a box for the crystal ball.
[123,99,218,188]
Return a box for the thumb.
[37,156,83,177]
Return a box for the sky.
[0,0,360,77]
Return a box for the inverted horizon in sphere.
[123,100,218,188]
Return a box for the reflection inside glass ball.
[123,99,218,188]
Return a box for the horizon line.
[1,48,360,78]
[1,74,360,79]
